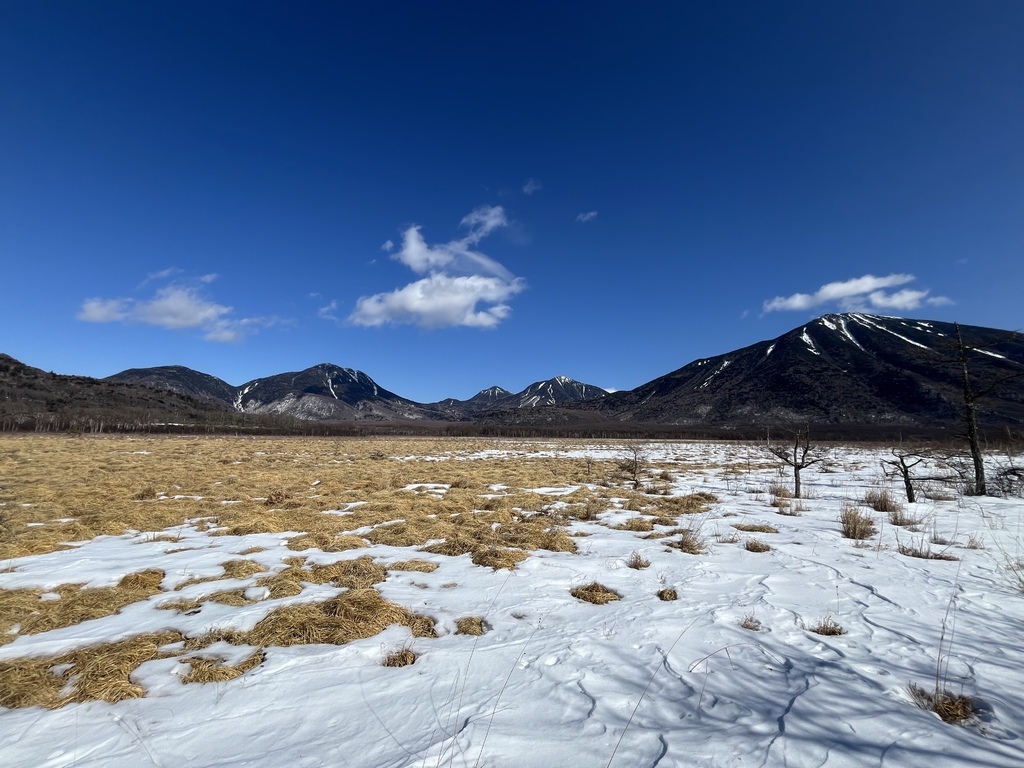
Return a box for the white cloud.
[350,205,523,330]
[77,276,274,342]
[318,300,339,321]
[576,211,598,223]
[350,274,525,329]
[523,178,542,195]
[762,274,952,314]
[381,239,394,252]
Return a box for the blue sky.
[2,2,1022,402]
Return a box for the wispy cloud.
[576,211,597,223]
[77,274,277,342]
[522,178,542,195]
[318,300,339,321]
[348,205,524,329]
[762,274,953,314]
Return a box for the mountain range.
[4,313,1023,436]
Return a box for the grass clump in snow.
[455,616,486,635]
[571,582,622,605]
[669,525,706,555]
[471,547,529,570]
[889,507,923,527]
[657,588,678,601]
[864,488,901,513]
[908,682,977,725]
[182,649,266,684]
[389,559,439,572]
[808,616,846,636]
[0,631,186,709]
[739,614,762,631]
[626,550,651,569]
[897,538,959,561]
[732,522,778,534]
[1,570,165,643]
[744,538,771,553]
[381,645,418,668]
[839,503,876,540]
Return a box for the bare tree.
[618,441,649,489]
[952,323,1024,496]
[766,427,824,499]
[882,445,926,503]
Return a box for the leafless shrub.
[839,503,876,540]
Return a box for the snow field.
[1,439,1023,767]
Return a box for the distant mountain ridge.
[107,365,608,422]
[6,313,1023,435]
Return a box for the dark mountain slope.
[578,314,1024,427]
[107,366,237,409]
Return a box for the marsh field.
[1,434,1022,767]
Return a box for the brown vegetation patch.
[656,588,678,601]
[455,616,486,635]
[732,523,778,534]
[389,559,439,572]
[471,547,529,570]
[744,538,771,553]
[570,582,622,605]
[908,683,977,725]
[1,570,165,643]
[808,616,845,636]
[382,647,418,667]
[839,504,876,540]
[182,649,266,684]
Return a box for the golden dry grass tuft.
[808,616,845,636]
[244,588,436,647]
[615,516,654,532]
[455,616,486,635]
[656,588,678,601]
[389,559,438,572]
[732,522,778,534]
[669,526,706,555]
[839,503,876,540]
[471,547,529,570]
[182,649,266,684]
[0,631,186,709]
[570,582,622,605]
[382,646,418,667]
[907,682,977,725]
[626,551,651,569]
[1,570,166,643]
[744,538,771,553]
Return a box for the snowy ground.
[2,441,1023,767]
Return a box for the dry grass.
[1,569,166,643]
[889,508,923,527]
[908,682,976,725]
[739,614,762,631]
[839,503,876,540]
[471,547,529,570]
[381,646,418,667]
[669,526,706,555]
[182,649,266,684]
[389,559,439,572]
[625,551,651,569]
[0,631,186,708]
[864,488,901,513]
[897,539,960,561]
[732,522,778,534]
[570,582,622,605]
[744,538,771,553]
[455,616,486,635]
[616,516,654,532]
[656,588,678,601]
[808,616,845,636]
